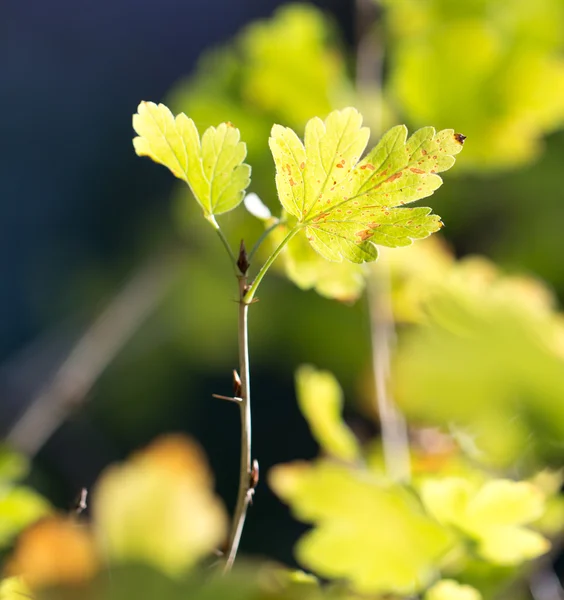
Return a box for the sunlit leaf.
[270,108,464,263]
[93,434,227,576]
[420,477,550,565]
[425,579,482,600]
[270,460,453,595]
[133,101,250,226]
[296,365,361,462]
[392,254,564,465]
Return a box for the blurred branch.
[6,251,180,457]
[368,259,411,483]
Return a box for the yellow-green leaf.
[269,460,453,595]
[420,477,550,565]
[133,101,250,225]
[269,108,464,263]
[93,434,227,576]
[296,365,361,462]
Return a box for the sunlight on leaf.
[93,434,227,576]
[133,101,250,226]
[296,365,361,462]
[420,477,550,565]
[270,108,464,263]
[270,460,453,594]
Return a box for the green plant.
[3,4,564,600]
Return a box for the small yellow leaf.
[93,434,227,576]
[296,365,361,461]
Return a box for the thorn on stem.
[212,393,242,403]
[247,459,259,505]
[237,240,250,275]
[232,370,242,398]
[72,487,88,516]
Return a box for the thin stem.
[243,225,301,304]
[215,227,239,273]
[368,257,411,483]
[248,219,284,265]
[223,275,253,572]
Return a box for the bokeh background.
[2,0,564,568]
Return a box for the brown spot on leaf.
[385,172,403,183]
[225,121,234,128]
[360,163,376,171]
[289,178,296,187]
[300,162,305,170]
[410,168,425,174]
[454,133,466,145]
[421,149,427,155]
[357,229,373,241]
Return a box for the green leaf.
[420,477,550,565]
[269,460,453,595]
[133,101,251,226]
[296,365,361,462]
[269,108,464,263]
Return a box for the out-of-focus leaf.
[0,486,51,548]
[392,255,564,465]
[244,193,272,221]
[240,4,353,129]
[270,109,464,263]
[0,577,31,600]
[6,516,98,589]
[269,460,453,595]
[0,448,28,482]
[384,0,564,169]
[93,434,227,576]
[133,101,250,226]
[425,579,482,600]
[420,477,550,565]
[295,365,361,462]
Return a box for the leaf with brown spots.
[269,108,464,263]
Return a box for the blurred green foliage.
[383,0,564,170]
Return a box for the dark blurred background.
[2,0,564,567]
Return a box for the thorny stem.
[243,225,301,304]
[223,274,253,573]
[221,226,300,570]
[368,258,411,483]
